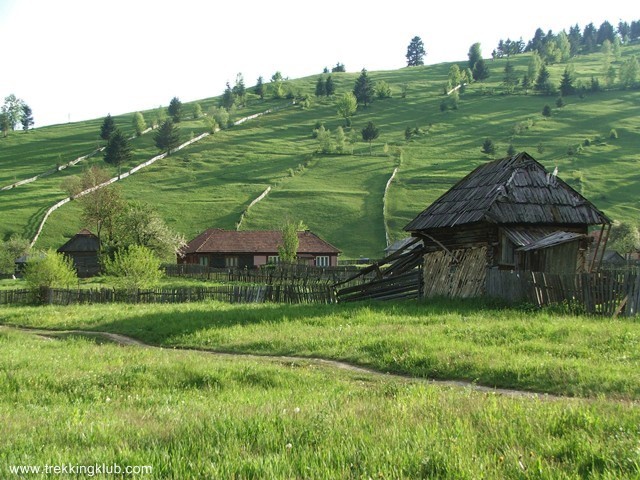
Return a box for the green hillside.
[1,46,639,259]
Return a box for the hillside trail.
[2,324,583,402]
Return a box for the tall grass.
[1,329,638,478]
[2,300,638,399]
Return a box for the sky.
[1,0,637,128]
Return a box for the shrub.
[23,249,77,290]
[542,105,552,117]
[555,97,565,108]
[103,245,163,290]
[609,129,618,139]
[583,138,591,147]
[375,81,392,99]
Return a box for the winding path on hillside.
[2,324,580,402]
[28,104,294,247]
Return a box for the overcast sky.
[1,0,637,128]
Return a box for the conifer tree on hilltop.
[353,69,374,108]
[406,36,426,66]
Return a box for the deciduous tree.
[278,220,299,264]
[1,94,25,131]
[24,249,77,291]
[103,244,163,290]
[132,112,146,136]
[336,92,357,127]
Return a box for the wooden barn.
[404,152,611,298]
[179,229,340,268]
[336,152,612,302]
[57,229,101,277]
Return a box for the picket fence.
[0,284,336,306]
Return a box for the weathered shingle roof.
[405,152,610,231]
[182,229,341,255]
[57,229,100,253]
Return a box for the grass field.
[0,329,638,478]
[1,46,639,259]
[2,300,638,400]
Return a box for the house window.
[267,255,280,264]
[500,234,515,265]
[199,256,209,267]
[225,256,239,268]
[315,256,330,267]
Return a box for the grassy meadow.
[1,45,639,258]
[1,314,639,479]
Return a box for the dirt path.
[1,324,574,401]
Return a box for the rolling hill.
[1,45,639,259]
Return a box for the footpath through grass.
[2,300,638,400]
[1,328,639,479]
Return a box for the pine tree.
[168,97,183,122]
[535,65,552,94]
[104,128,132,177]
[481,138,496,155]
[559,66,575,96]
[353,69,374,108]
[154,120,181,155]
[361,121,380,154]
[221,82,235,109]
[100,114,116,141]
[405,36,426,66]
[315,76,326,97]
[325,75,335,96]
[232,73,246,106]
[254,76,265,99]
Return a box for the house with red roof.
[178,229,340,268]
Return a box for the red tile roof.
[182,229,340,255]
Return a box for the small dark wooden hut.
[57,229,101,277]
[404,152,611,297]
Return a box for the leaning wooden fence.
[0,284,336,306]
[486,269,640,317]
[336,270,422,302]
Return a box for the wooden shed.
[404,152,611,298]
[57,229,101,277]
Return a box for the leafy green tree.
[336,92,357,127]
[559,66,575,96]
[481,138,496,155]
[405,36,426,66]
[2,94,25,131]
[192,103,202,119]
[315,76,326,97]
[315,125,333,154]
[221,82,235,109]
[448,64,462,91]
[132,112,146,136]
[254,76,265,99]
[361,121,380,154]
[100,114,116,141]
[325,75,335,96]
[168,96,183,122]
[24,249,78,292]
[64,166,124,246]
[0,234,30,275]
[104,128,132,177]
[375,80,392,99]
[21,104,34,131]
[210,107,230,129]
[334,126,351,154]
[619,55,639,89]
[527,51,543,85]
[0,113,10,137]
[103,244,163,290]
[154,119,181,155]
[353,69,374,107]
[155,106,167,127]
[111,201,185,259]
[468,43,482,71]
[609,222,640,254]
[278,220,299,264]
[555,32,571,62]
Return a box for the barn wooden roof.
[405,152,610,232]
[182,229,341,255]
[57,229,100,253]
